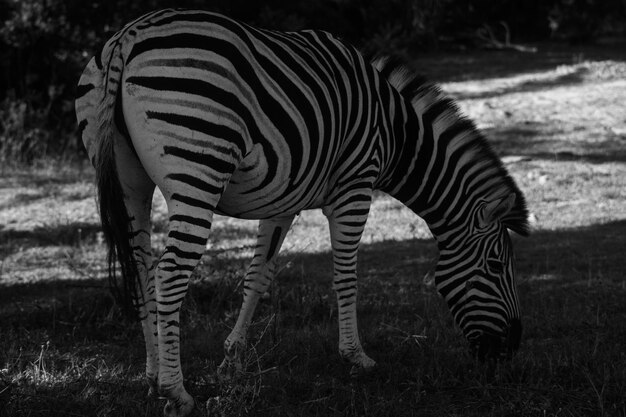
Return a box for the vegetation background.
[1,1,626,416]
[1,0,626,163]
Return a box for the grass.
[1,44,626,416]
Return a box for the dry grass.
[1,44,626,416]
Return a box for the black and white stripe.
[75,9,528,415]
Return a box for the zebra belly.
[216,143,322,219]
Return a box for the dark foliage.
[0,0,624,163]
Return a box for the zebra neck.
[381,101,511,246]
[371,56,529,241]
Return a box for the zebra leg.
[325,189,377,375]
[217,215,294,380]
[124,192,159,397]
[113,132,160,396]
[153,204,217,417]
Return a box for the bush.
[0,0,624,163]
[0,97,49,162]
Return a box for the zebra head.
[435,192,525,361]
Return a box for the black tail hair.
[95,140,141,320]
[93,40,141,320]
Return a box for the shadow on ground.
[1,222,102,248]
[415,41,626,83]
[485,121,626,163]
[449,66,592,101]
[1,220,625,416]
[2,219,624,331]
[0,219,259,258]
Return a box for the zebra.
[75,9,529,417]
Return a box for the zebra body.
[76,9,528,416]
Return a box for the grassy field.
[1,43,626,416]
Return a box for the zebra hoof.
[341,349,376,377]
[162,388,194,417]
[216,358,242,382]
[349,357,377,378]
[205,396,223,416]
[146,377,159,399]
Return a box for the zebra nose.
[471,332,503,361]
[471,320,522,361]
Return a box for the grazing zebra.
[75,9,529,416]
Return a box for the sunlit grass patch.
[510,160,626,230]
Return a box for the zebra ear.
[478,193,516,228]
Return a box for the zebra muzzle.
[470,332,505,361]
[471,319,522,361]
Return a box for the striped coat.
[76,9,528,416]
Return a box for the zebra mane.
[371,55,530,236]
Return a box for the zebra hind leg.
[124,189,160,397]
[152,202,218,417]
[111,132,160,397]
[217,215,294,381]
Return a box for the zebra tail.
[94,42,140,320]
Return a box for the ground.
[1,42,625,416]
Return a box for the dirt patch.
[442,61,626,162]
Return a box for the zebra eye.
[486,259,505,275]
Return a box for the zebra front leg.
[218,216,294,380]
[325,188,376,376]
